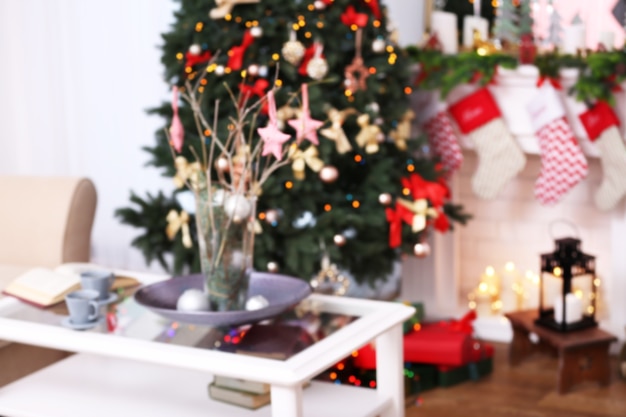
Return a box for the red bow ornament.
[341,6,369,28]
[239,79,270,114]
[385,204,406,248]
[185,50,213,68]
[401,173,449,208]
[228,30,255,70]
[361,0,381,19]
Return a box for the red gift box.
[353,311,477,369]
[437,341,494,373]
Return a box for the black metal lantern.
[535,237,598,332]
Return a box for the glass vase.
[194,188,256,311]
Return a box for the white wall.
[0,0,176,272]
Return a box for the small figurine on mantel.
[473,29,500,56]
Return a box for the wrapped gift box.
[437,342,494,388]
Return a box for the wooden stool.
[505,309,617,394]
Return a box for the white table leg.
[376,323,404,417]
[270,384,303,417]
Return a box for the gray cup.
[80,270,114,301]
[65,289,100,324]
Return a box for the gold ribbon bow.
[320,108,354,154]
[165,210,193,248]
[209,0,260,19]
[389,109,415,151]
[289,144,324,180]
[355,114,382,154]
[397,198,439,232]
[173,156,202,190]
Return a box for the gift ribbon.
[385,205,404,248]
[209,0,260,20]
[432,310,477,335]
[320,108,354,154]
[170,86,185,153]
[397,198,439,233]
[289,144,324,180]
[228,30,254,70]
[341,5,369,28]
[173,156,202,189]
[185,50,213,68]
[239,78,270,114]
[433,207,450,232]
[165,210,193,248]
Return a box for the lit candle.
[431,11,458,54]
[554,293,583,324]
[499,262,521,313]
[463,15,489,49]
[523,270,539,309]
[474,282,493,317]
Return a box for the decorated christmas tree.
[518,0,533,36]
[546,0,563,48]
[116,0,469,286]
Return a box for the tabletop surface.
[504,309,617,349]
[0,268,415,385]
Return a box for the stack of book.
[208,376,271,410]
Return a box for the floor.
[406,343,626,417]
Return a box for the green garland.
[406,47,626,105]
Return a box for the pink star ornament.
[257,90,291,160]
[288,84,324,145]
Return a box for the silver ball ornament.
[215,156,229,172]
[378,193,392,206]
[267,261,279,273]
[333,234,347,247]
[307,57,329,80]
[188,44,202,56]
[372,38,386,53]
[265,209,279,223]
[414,242,431,258]
[250,26,263,38]
[314,0,326,10]
[319,166,339,183]
[214,65,225,76]
[176,289,209,311]
[223,194,252,222]
[247,64,259,76]
[281,40,306,65]
[258,65,269,78]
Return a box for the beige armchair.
[0,175,97,386]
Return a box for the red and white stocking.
[527,84,588,205]
[448,88,526,199]
[579,102,626,210]
[423,110,463,175]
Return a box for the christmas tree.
[546,0,562,49]
[493,0,520,44]
[518,0,533,36]
[116,0,469,285]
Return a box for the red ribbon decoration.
[340,5,369,28]
[536,76,562,90]
[228,30,254,71]
[322,0,334,4]
[185,50,213,68]
[385,205,404,248]
[607,74,624,92]
[239,78,270,114]
[432,310,477,335]
[361,0,381,19]
[433,208,450,232]
[401,173,449,208]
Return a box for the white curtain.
[0,0,177,272]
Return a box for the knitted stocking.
[580,102,626,210]
[423,110,463,176]
[527,84,588,205]
[448,88,526,199]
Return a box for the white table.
[0,269,414,417]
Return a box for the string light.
[235,16,242,23]
[292,23,300,31]
[285,180,294,189]
[369,67,376,74]
[195,22,203,32]
[324,204,332,211]
[272,53,280,61]
[176,52,183,60]
[352,201,360,208]
[304,31,312,38]
[404,87,413,94]
[225,14,232,21]
[354,155,362,163]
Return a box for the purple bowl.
[134,272,311,327]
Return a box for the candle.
[499,262,522,313]
[554,293,582,324]
[523,270,539,309]
[599,31,614,50]
[431,11,458,54]
[474,282,493,317]
[463,15,489,49]
[561,23,585,55]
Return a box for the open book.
[2,263,140,308]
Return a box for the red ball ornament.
[319,166,339,183]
